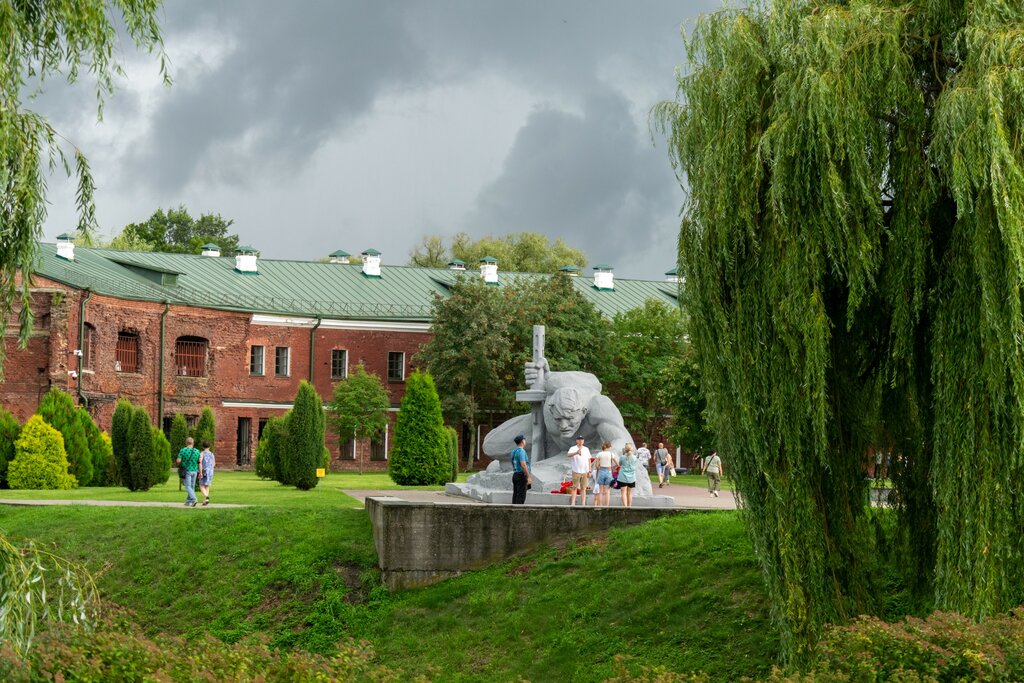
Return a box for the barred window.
[250,345,265,376]
[275,347,290,377]
[387,351,405,382]
[175,336,209,377]
[115,332,140,373]
[82,323,96,370]
[331,349,348,379]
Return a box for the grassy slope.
[0,475,777,681]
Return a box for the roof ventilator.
[593,264,614,291]
[201,243,221,257]
[235,245,259,274]
[362,249,382,277]
[329,250,350,264]
[480,256,498,285]
[56,233,75,261]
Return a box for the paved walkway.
[0,499,245,508]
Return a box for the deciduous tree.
[329,363,390,475]
[115,206,240,255]
[409,231,587,273]
[656,0,1024,660]
[0,0,166,381]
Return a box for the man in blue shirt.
[510,435,532,505]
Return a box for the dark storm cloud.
[467,90,679,270]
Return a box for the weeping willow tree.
[656,0,1024,662]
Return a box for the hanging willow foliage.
[656,0,1024,661]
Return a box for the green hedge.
[8,415,76,490]
[37,388,93,486]
[0,407,20,488]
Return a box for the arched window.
[175,336,209,377]
[116,331,140,373]
[82,323,96,370]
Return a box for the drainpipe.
[309,317,322,381]
[158,302,170,426]
[77,290,92,409]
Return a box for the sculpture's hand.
[524,358,549,389]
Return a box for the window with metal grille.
[275,347,290,377]
[250,345,264,376]
[387,351,405,382]
[331,349,348,379]
[115,332,140,373]
[175,336,208,377]
[82,323,96,370]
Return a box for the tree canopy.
[113,206,240,255]
[329,363,390,472]
[408,231,587,273]
[0,0,167,381]
[656,0,1024,661]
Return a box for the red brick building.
[2,238,679,470]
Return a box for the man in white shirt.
[636,442,652,471]
[567,435,592,507]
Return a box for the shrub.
[168,413,188,456]
[0,408,20,488]
[37,388,93,486]
[254,416,284,481]
[126,407,158,492]
[0,613,401,682]
[444,425,459,483]
[322,445,331,473]
[192,406,216,450]
[8,416,77,490]
[151,427,172,485]
[110,399,133,485]
[389,371,448,485]
[282,381,325,490]
[78,408,114,487]
[763,609,1024,682]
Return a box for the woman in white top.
[593,441,618,507]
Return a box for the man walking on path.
[567,435,591,506]
[703,451,723,497]
[654,443,671,488]
[176,437,201,507]
[511,435,532,505]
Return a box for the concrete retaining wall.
[366,496,689,589]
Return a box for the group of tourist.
[174,437,216,507]
[509,434,724,505]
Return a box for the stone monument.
[446,325,672,506]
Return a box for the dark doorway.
[237,417,252,466]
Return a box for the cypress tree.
[151,426,172,486]
[656,0,1024,660]
[282,382,324,490]
[111,399,134,486]
[255,416,283,481]
[37,389,93,486]
[168,414,188,456]
[126,407,156,492]
[0,408,21,489]
[192,407,215,450]
[389,371,447,485]
[77,408,113,487]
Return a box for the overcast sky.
[38,1,720,280]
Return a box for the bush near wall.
[37,389,93,486]
[389,371,448,485]
[110,399,133,486]
[192,406,215,450]
[152,427,172,486]
[0,407,20,488]
[79,409,115,487]
[254,415,285,481]
[8,416,77,490]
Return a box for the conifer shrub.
[321,445,331,473]
[126,407,158,492]
[151,427,172,486]
[282,381,324,490]
[37,388,93,486]
[0,407,20,489]
[8,416,77,490]
[389,371,448,485]
[79,409,114,487]
[254,416,284,481]
[444,425,459,483]
[110,399,134,486]
[192,407,215,450]
[169,413,188,456]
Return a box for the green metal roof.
[32,243,679,321]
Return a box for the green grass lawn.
[0,470,470,507]
[0,471,777,680]
[670,473,737,491]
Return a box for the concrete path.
[0,499,245,508]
